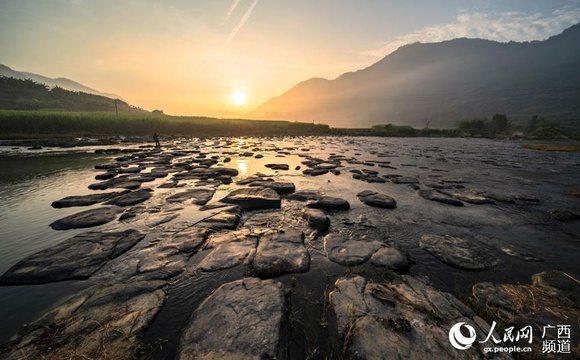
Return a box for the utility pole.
[114,99,118,115]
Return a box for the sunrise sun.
[229,91,247,106]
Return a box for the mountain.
[250,24,580,128]
[0,64,120,99]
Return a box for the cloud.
[362,6,580,59]
[224,0,259,46]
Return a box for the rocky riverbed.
[0,136,579,359]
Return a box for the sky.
[1,0,579,117]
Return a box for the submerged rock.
[0,281,167,360]
[357,190,397,209]
[420,234,500,270]
[177,278,285,360]
[49,206,120,230]
[0,230,145,285]
[249,230,310,276]
[548,209,580,222]
[323,234,382,266]
[418,189,464,206]
[166,188,216,205]
[220,187,281,210]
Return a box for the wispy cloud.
[221,0,242,25]
[224,0,259,46]
[363,6,580,59]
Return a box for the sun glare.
[230,91,247,106]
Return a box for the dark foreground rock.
[49,206,120,230]
[51,190,129,208]
[330,275,510,359]
[0,281,167,360]
[220,187,281,210]
[357,190,397,208]
[199,231,258,271]
[301,208,331,232]
[178,278,286,360]
[420,234,500,270]
[249,230,310,276]
[0,230,145,285]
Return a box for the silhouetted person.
[152,133,161,148]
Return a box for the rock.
[548,209,580,222]
[249,230,310,276]
[301,208,331,232]
[0,281,166,360]
[357,190,397,209]
[199,235,257,271]
[166,188,216,205]
[330,275,507,359]
[177,278,285,360]
[323,234,382,266]
[532,270,580,306]
[265,163,290,171]
[51,190,129,208]
[0,230,145,285]
[303,168,329,176]
[94,163,120,170]
[306,196,350,211]
[119,205,145,220]
[199,209,241,231]
[370,247,409,272]
[248,181,296,195]
[418,189,464,206]
[49,207,120,230]
[220,187,281,210]
[420,234,500,270]
[287,190,322,201]
[391,176,419,184]
[447,192,495,205]
[104,188,152,206]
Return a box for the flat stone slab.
[323,234,382,266]
[51,190,129,208]
[357,190,397,208]
[420,234,500,270]
[49,206,120,230]
[306,196,350,211]
[287,190,322,201]
[220,187,281,210]
[199,235,257,271]
[248,181,296,195]
[330,275,509,359]
[0,281,167,360]
[178,278,285,360]
[166,188,216,205]
[104,188,152,206]
[370,247,409,272]
[0,230,145,285]
[249,230,310,276]
[418,189,464,206]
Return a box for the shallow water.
[0,137,579,357]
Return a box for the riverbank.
[0,137,578,358]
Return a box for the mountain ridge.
[250,24,580,128]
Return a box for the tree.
[489,113,510,135]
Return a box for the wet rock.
[199,234,257,271]
[248,181,296,195]
[265,163,290,171]
[287,190,322,201]
[220,187,281,210]
[301,208,330,232]
[330,275,505,359]
[444,191,495,204]
[104,188,152,206]
[199,209,241,231]
[50,207,120,230]
[249,230,310,276]
[166,188,216,205]
[548,209,580,222]
[418,189,464,206]
[0,281,166,360]
[323,234,382,266]
[420,234,500,270]
[51,190,129,208]
[475,191,515,204]
[95,172,117,180]
[0,230,145,285]
[391,176,419,184]
[177,278,285,360]
[119,205,145,220]
[357,190,397,209]
[306,196,350,211]
[94,163,120,170]
[303,168,329,176]
[370,247,409,272]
